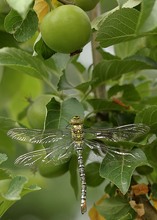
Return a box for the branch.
[89,4,106,99]
[133,195,157,220]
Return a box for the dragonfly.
[7,116,150,214]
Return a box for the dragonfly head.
[70,116,83,125]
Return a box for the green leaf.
[69,155,79,199]
[116,0,128,7]
[135,105,157,132]
[92,58,156,87]
[151,183,157,199]
[21,184,41,197]
[5,9,38,42]
[0,169,11,180]
[92,0,141,31]
[0,154,8,165]
[0,47,49,80]
[0,67,25,106]
[136,0,157,33]
[4,9,23,34]
[100,148,150,194]
[108,84,141,101]
[6,0,34,19]
[96,196,135,220]
[2,176,28,200]
[114,38,146,59]
[0,31,18,48]
[58,72,73,91]
[34,35,56,59]
[88,99,128,112]
[45,97,84,129]
[97,8,140,48]
[14,10,38,42]
[123,0,141,8]
[85,162,104,187]
[0,117,19,131]
[0,183,40,217]
[144,140,157,170]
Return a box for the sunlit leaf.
[0,153,8,165]
[116,0,128,7]
[96,8,140,48]
[0,47,49,80]
[100,148,150,194]
[136,0,157,33]
[2,176,28,200]
[6,0,33,19]
[92,58,156,87]
[4,10,23,34]
[4,9,38,42]
[92,0,141,31]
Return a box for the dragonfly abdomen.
[75,143,87,214]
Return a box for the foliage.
[0,0,157,219]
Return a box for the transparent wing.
[84,139,135,161]
[84,124,150,142]
[7,127,70,144]
[15,140,74,166]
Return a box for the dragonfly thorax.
[70,116,84,142]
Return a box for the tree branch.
[134,195,157,220]
[89,4,106,99]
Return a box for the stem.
[90,4,106,99]
[133,195,157,220]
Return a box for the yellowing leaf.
[129,200,145,217]
[34,0,50,22]
[89,194,108,220]
[153,199,157,210]
[131,184,149,196]
[34,0,62,22]
[89,206,105,220]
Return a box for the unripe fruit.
[39,161,69,178]
[40,5,91,54]
[73,0,100,11]
[27,95,52,129]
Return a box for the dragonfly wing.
[15,140,74,166]
[7,128,70,144]
[85,124,150,142]
[84,139,135,159]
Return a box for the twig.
[134,195,157,220]
[89,4,106,99]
